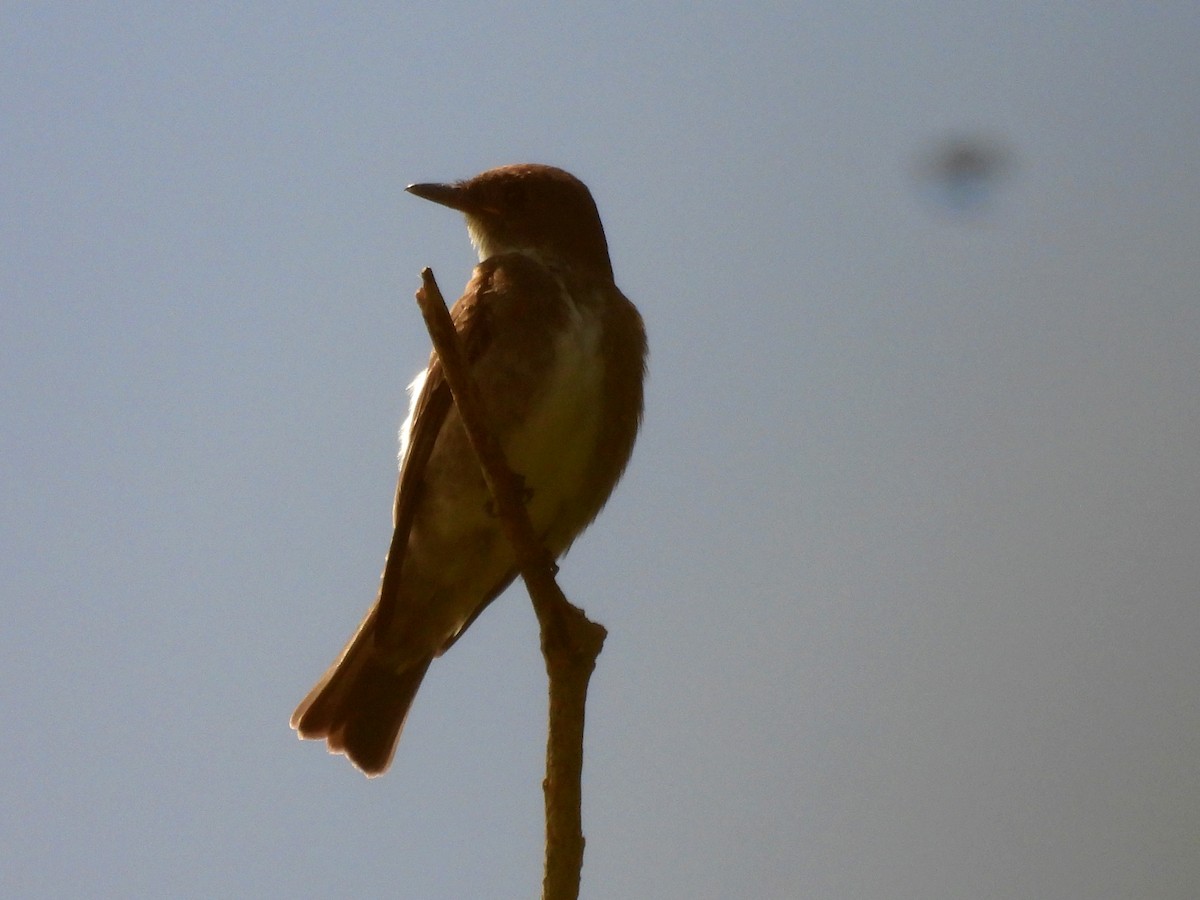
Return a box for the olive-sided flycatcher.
[291,164,647,776]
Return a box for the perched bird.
[292,164,647,776]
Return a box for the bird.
[291,164,647,776]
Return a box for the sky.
[3,3,1198,898]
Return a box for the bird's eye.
[500,180,527,209]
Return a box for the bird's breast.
[498,290,606,545]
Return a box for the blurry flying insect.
[915,134,1016,217]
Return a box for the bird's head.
[407,164,613,279]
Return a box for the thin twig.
[414,268,606,900]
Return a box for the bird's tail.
[291,609,431,776]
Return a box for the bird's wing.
[372,268,497,642]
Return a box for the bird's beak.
[406,181,470,212]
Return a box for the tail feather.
[292,612,432,777]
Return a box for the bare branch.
[414,268,606,900]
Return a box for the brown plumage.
[291,164,646,775]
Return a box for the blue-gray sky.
[3,4,1198,898]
